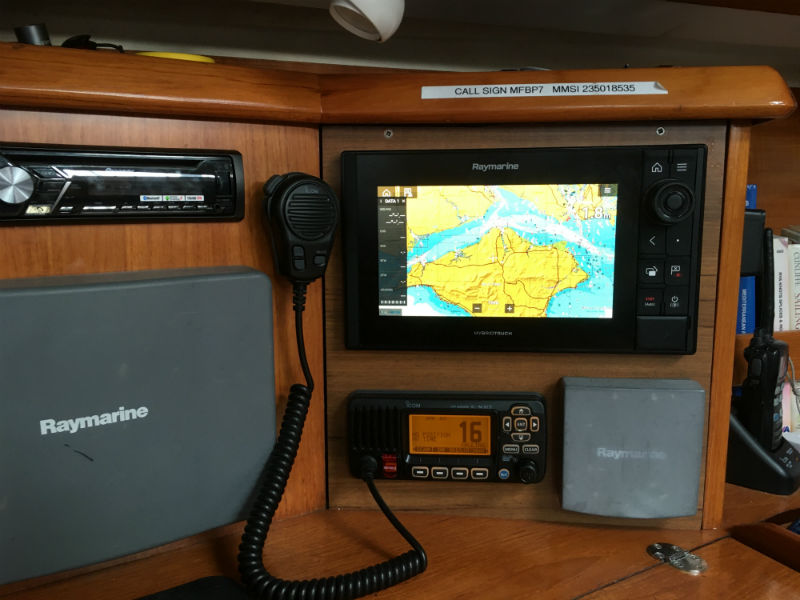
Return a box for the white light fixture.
[329,0,405,42]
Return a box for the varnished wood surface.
[0,510,744,600]
[0,43,795,126]
[747,91,800,234]
[701,123,752,530]
[0,43,321,123]
[319,66,795,124]
[322,122,727,528]
[0,108,327,520]
[584,535,800,599]
[723,482,800,528]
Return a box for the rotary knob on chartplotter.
[0,166,34,205]
[647,179,695,224]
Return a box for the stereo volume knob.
[0,166,34,205]
[647,180,694,224]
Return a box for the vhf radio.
[735,228,789,452]
[738,330,789,452]
[348,390,547,484]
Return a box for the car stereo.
[341,145,707,353]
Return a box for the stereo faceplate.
[0,143,244,224]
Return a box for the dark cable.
[238,283,427,599]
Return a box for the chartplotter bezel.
[341,145,707,354]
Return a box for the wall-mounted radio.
[341,144,707,354]
[0,143,244,224]
[348,390,546,484]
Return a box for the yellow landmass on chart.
[406,186,497,253]
[407,227,588,317]
[500,184,617,224]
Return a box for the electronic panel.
[0,143,244,224]
[341,145,707,353]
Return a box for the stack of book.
[774,226,800,332]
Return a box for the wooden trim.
[0,43,321,123]
[319,66,796,124]
[0,43,795,125]
[702,123,752,529]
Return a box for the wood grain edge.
[319,66,796,124]
[702,123,752,529]
[0,43,321,124]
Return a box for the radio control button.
[502,443,520,455]
[411,466,429,479]
[670,149,697,185]
[529,417,540,432]
[510,405,531,416]
[431,466,449,480]
[639,224,666,255]
[451,467,469,480]
[643,150,670,189]
[511,432,531,443]
[664,287,690,316]
[523,444,541,455]
[639,260,664,284]
[513,417,528,431]
[502,416,512,433]
[638,289,663,315]
[667,220,693,255]
[470,467,489,480]
[665,259,690,284]
[32,167,59,178]
[497,467,511,481]
[41,180,65,192]
[0,166,34,205]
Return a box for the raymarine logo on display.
[471,162,519,172]
[39,406,150,436]
[596,447,667,461]
[474,330,513,336]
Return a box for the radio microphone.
[240,173,427,599]
[262,172,338,284]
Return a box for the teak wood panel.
[701,123,752,530]
[322,122,727,529]
[0,108,326,521]
[319,66,795,124]
[0,44,795,125]
[0,510,734,600]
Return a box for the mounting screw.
[656,126,666,136]
[384,129,394,139]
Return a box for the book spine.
[787,243,800,330]
[736,275,756,334]
[745,183,758,209]
[773,235,790,332]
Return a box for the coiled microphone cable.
[237,282,428,599]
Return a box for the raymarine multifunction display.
[0,143,244,223]
[341,145,707,353]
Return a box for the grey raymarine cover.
[0,267,275,584]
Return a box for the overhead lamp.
[329,0,405,42]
